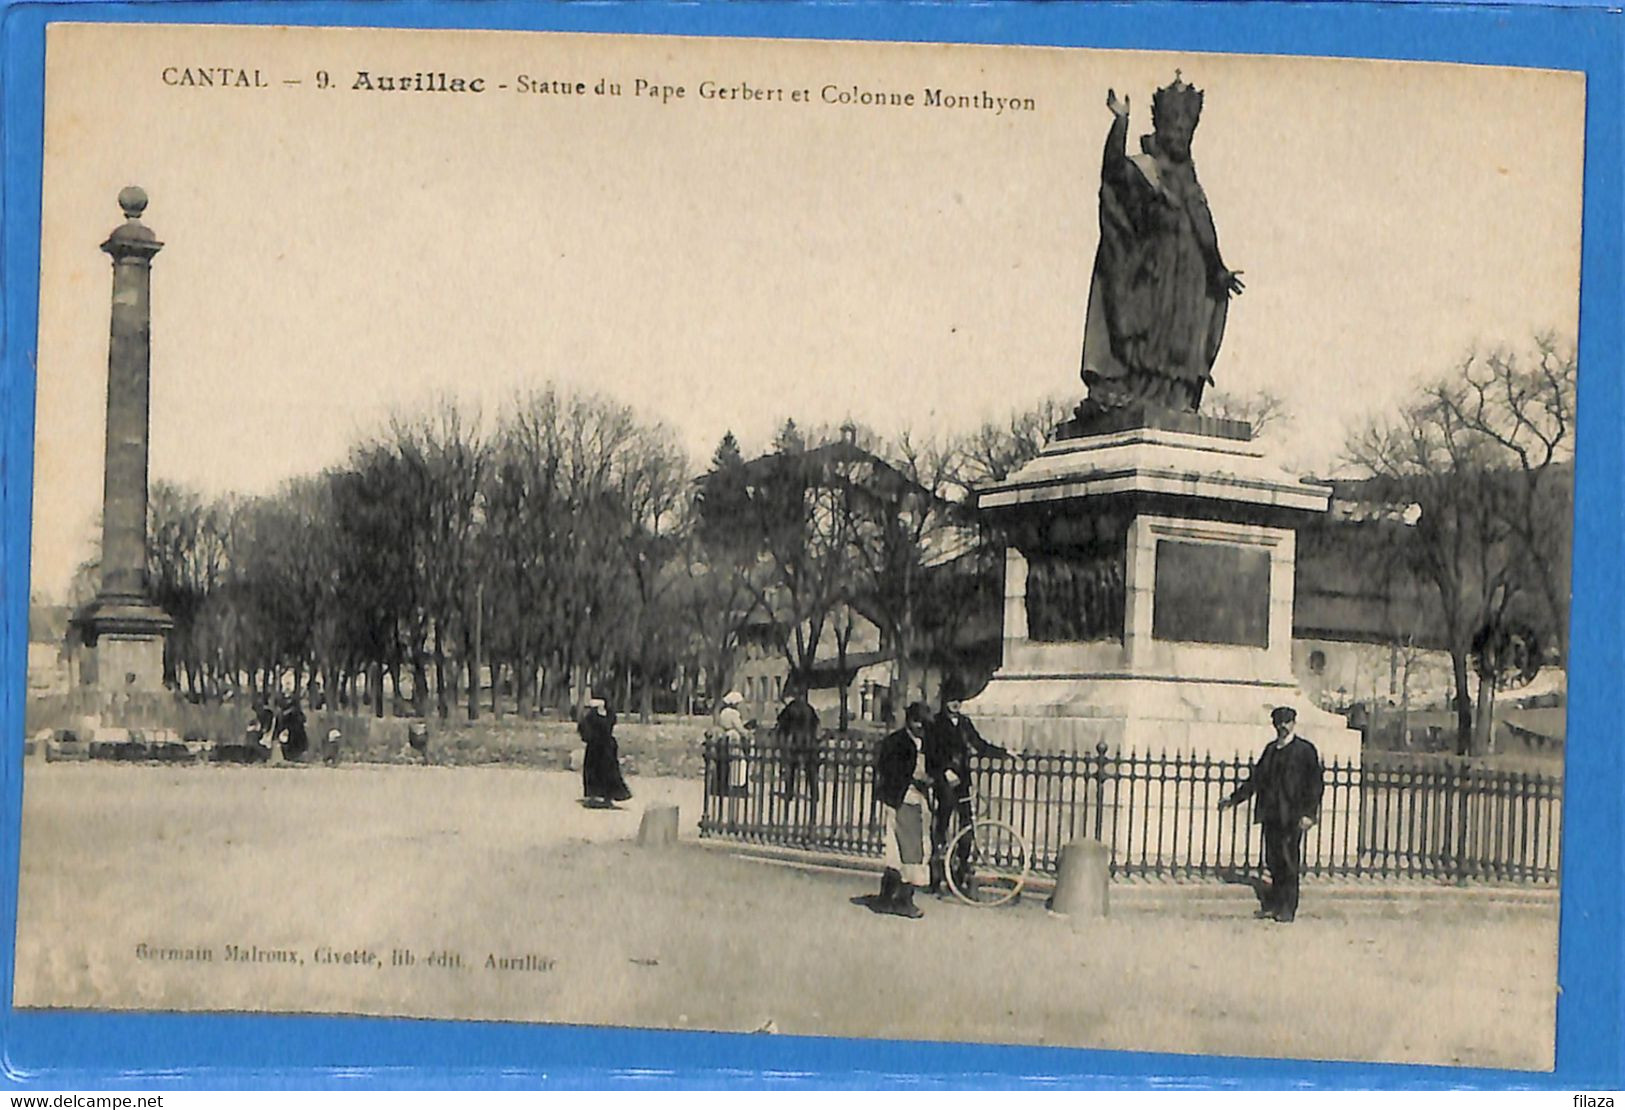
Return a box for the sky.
[28,23,1586,601]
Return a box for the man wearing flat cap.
[1218,706,1324,922]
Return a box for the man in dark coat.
[774,683,821,801]
[924,677,1013,895]
[861,701,936,918]
[1218,706,1325,922]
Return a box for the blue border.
[2,0,1621,1091]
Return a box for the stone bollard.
[407,721,430,763]
[1048,839,1110,920]
[637,804,680,847]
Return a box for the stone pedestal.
[81,624,168,695]
[968,414,1360,765]
[968,412,1361,872]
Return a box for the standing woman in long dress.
[579,697,633,808]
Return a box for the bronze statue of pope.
[1080,75,1244,416]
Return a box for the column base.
[72,592,172,698]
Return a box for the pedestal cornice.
[976,425,1332,516]
[74,594,174,643]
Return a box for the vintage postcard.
[15,20,1582,1072]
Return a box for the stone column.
[100,187,161,598]
[75,187,172,698]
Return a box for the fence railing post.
[1092,740,1109,845]
[699,735,714,838]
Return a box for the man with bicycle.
[924,676,1015,896]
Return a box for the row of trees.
[107,391,1058,723]
[63,337,1574,753]
[125,391,698,720]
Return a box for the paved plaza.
[11,761,1558,1071]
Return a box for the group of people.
[866,699,1326,923]
[707,685,822,801]
[587,674,1325,924]
[245,695,309,761]
[241,694,346,764]
[863,679,1016,919]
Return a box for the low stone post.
[1048,838,1110,919]
[407,721,430,762]
[637,804,680,847]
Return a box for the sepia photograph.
[12,20,1583,1072]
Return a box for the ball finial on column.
[117,186,148,220]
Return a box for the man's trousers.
[1261,821,1306,920]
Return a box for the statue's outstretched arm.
[1101,100,1134,188]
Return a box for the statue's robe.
[1082,110,1232,412]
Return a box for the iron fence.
[699,735,1562,885]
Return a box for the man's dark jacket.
[775,698,820,749]
[876,727,929,809]
[924,711,1006,792]
[1227,736,1324,825]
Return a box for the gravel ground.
[12,761,1558,1071]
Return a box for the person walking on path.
[579,697,633,809]
[924,677,1014,895]
[857,701,936,919]
[1218,706,1324,923]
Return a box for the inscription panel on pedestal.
[1151,540,1270,647]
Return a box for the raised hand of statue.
[1220,269,1246,297]
[1106,88,1129,118]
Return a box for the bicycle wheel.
[944,818,1030,907]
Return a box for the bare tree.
[688,432,763,706]
[1346,369,1527,756]
[147,481,229,696]
[1430,336,1575,665]
[610,425,690,721]
[387,401,490,720]
[837,428,971,711]
[1205,387,1291,439]
[957,395,1071,492]
[696,420,858,695]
